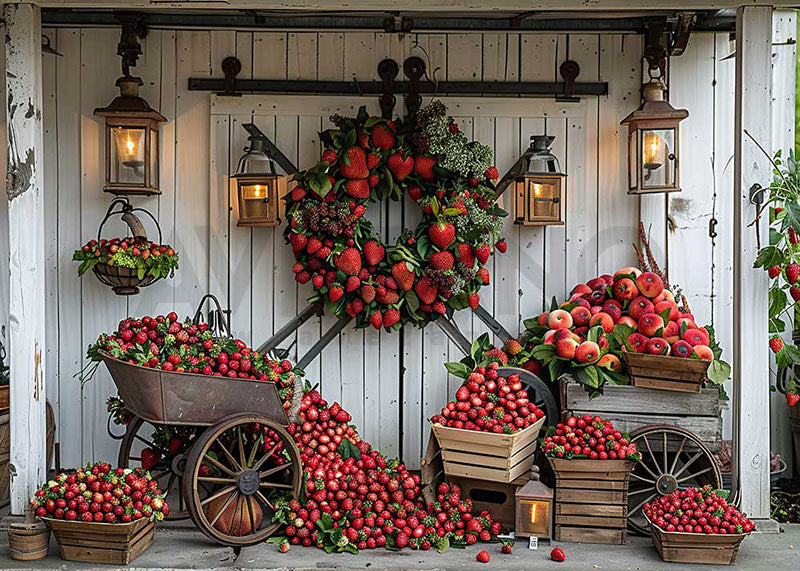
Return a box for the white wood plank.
[318,32,345,81]
[253,32,287,79]
[446,33,481,80]
[288,32,317,80]
[519,117,546,322]
[344,32,376,80]
[0,24,7,399]
[733,5,773,521]
[412,33,447,81]
[472,115,496,340]
[544,116,568,306]
[482,32,518,82]
[208,113,231,325]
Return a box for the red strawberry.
[787,393,800,407]
[367,152,381,169]
[363,240,385,265]
[321,148,337,164]
[291,186,307,201]
[369,312,383,329]
[376,289,400,305]
[550,547,566,562]
[360,284,376,303]
[495,240,507,253]
[433,301,446,314]
[476,550,490,563]
[329,285,344,302]
[474,245,491,265]
[368,174,380,187]
[290,233,307,251]
[770,336,784,353]
[429,223,455,249]
[141,448,160,471]
[430,251,454,270]
[392,261,415,291]
[477,268,490,284]
[279,540,290,553]
[485,166,499,180]
[346,276,361,292]
[787,263,800,284]
[168,436,183,456]
[415,277,438,305]
[791,287,800,302]
[358,132,370,148]
[339,147,369,179]
[306,237,322,255]
[295,271,311,284]
[450,200,467,215]
[468,294,480,309]
[501,542,513,554]
[383,308,400,327]
[768,265,781,278]
[408,185,423,201]
[312,275,324,288]
[371,124,395,151]
[387,152,414,181]
[456,244,474,268]
[335,247,362,276]
[345,179,370,199]
[414,155,436,180]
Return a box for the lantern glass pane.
[520,500,550,536]
[527,178,559,221]
[640,128,675,189]
[242,182,271,201]
[629,131,638,190]
[149,127,159,188]
[110,127,146,185]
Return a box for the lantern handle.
[96,196,163,245]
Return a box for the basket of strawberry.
[643,486,755,565]
[30,462,167,564]
[542,415,640,545]
[429,361,546,483]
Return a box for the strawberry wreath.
[285,102,508,330]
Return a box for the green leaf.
[356,106,369,123]
[587,325,603,344]
[575,366,600,388]
[754,245,784,269]
[706,359,731,384]
[658,307,672,327]
[532,343,556,362]
[445,362,472,379]
[364,116,385,128]
[436,536,450,553]
[610,323,635,347]
[549,296,559,311]
[343,129,357,149]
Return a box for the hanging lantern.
[515,479,553,539]
[513,135,566,226]
[232,132,284,227]
[621,75,688,195]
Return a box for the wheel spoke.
[662,432,669,474]
[165,473,177,495]
[669,437,689,474]
[630,472,655,484]
[151,469,170,481]
[198,476,237,485]
[204,452,238,478]
[629,487,657,496]
[216,439,244,472]
[130,456,142,462]
[641,435,662,478]
[260,464,291,479]
[201,485,237,507]
[255,490,275,511]
[228,493,243,536]
[135,434,157,449]
[247,432,263,469]
[673,451,704,479]
[677,465,713,484]
[630,492,658,516]
[259,481,293,490]
[237,426,247,468]
[246,495,257,535]
[209,490,238,527]
[633,453,661,481]
[252,443,279,473]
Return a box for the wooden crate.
[560,380,723,452]
[44,517,154,565]
[0,412,9,505]
[621,351,710,393]
[431,416,545,483]
[549,457,634,544]
[448,475,528,532]
[647,516,747,565]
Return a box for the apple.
[654,300,679,321]
[676,316,697,331]
[575,341,601,364]
[682,328,710,346]
[556,338,579,359]
[671,340,693,358]
[613,278,639,302]
[663,321,681,343]
[587,290,607,306]
[537,312,550,327]
[629,296,655,320]
[645,337,670,355]
[570,306,592,327]
[586,277,607,291]
[548,309,574,330]
[597,353,622,371]
[627,332,649,352]
[590,312,614,333]
[617,316,637,329]
[601,300,622,322]
[652,289,675,304]
[692,345,714,361]
[636,271,664,298]
[543,330,557,344]
[637,313,665,337]
[614,267,642,280]
[571,283,592,296]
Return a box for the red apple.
[645,337,670,355]
[548,309,573,330]
[589,312,614,333]
[570,306,592,327]
[637,313,664,337]
[692,345,714,361]
[629,296,655,320]
[575,341,601,364]
[636,271,664,298]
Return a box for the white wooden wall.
[24,26,789,471]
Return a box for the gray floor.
[1,522,798,570]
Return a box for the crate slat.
[561,380,720,416]
[554,526,626,544]
[622,351,710,393]
[555,502,626,517]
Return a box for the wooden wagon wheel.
[627,425,722,536]
[498,367,559,425]
[183,414,302,547]
[118,416,200,520]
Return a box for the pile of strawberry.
[542,415,640,461]
[643,486,755,535]
[30,462,168,523]
[279,388,500,553]
[285,101,507,331]
[429,361,544,433]
[73,237,179,281]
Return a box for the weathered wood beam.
[4,1,47,515]
[732,4,775,528]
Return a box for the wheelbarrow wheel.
[498,367,559,425]
[626,425,722,536]
[118,415,199,520]
[183,414,303,547]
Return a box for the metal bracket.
[242,123,299,175]
[377,59,399,120]
[435,317,473,355]
[383,13,413,34]
[221,56,242,97]
[257,302,323,354]
[403,56,425,118]
[670,12,696,57]
[472,305,514,343]
[557,60,580,103]
[708,217,718,239]
[749,183,765,206]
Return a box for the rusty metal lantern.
[515,479,553,539]
[513,135,566,226]
[621,74,688,195]
[232,126,284,227]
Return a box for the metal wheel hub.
[171,453,187,477]
[656,473,678,495]
[237,469,260,495]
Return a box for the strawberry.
[345,179,370,199]
[295,271,310,284]
[371,124,395,151]
[141,448,160,471]
[168,436,183,456]
[346,276,361,292]
[339,147,369,179]
[450,200,467,215]
[430,251,454,270]
[415,277,438,305]
[408,185,423,201]
[306,237,322,255]
[476,550,490,563]
[363,240,385,265]
[433,301,446,314]
[485,166,499,180]
[368,174,380,187]
[335,247,362,276]
[787,262,800,284]
[468,294,480,309]
[495,240,507,253]
[369,311,383,329]
[383,308,400,328]
[279,540,290,553]
[770,336,784,353]
[456,244,474,268]
[291,186,307,201]
[321,148,338,164]
[477,268,490,284]
[414,155,436,180]
[504,339,522,355]
[360,284,376,303]
[768,265,781,278]
[429,223,455,249]
[501,541,513,554]
[474,245,491,265]
[367,153,381,169]
[387,152,414,181]
[787,392,800,407]
[392,261,415,291]
[329,286,344,302]
[791,287,800,302]
[550,547,566,562]
[358,132,370,148]
[376,289,400,305]
[290,233,307,251]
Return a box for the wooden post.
[4,2,47,514]
[733,4,777,529]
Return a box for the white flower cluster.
[417,102,493,178]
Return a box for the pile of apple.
[429,361,544,433]
[30,462,168,523]
[542,415,640,461]
[643,486,755,535]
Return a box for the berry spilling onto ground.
[542,415,640,461]
[643,486,755,534]
[550,547,566,562]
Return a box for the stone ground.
[0,521,798,570]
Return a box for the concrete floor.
[0,522,799,570]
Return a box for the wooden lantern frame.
[514,173,565,226]
[232,174,286,227]
[514,479,554,539]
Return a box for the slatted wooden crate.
[560,380,723,452]
[647,515,748,565]
[621,350,711,393]
[8,521,50,561]
[448,475,528,532]
[549,457,634,544]
[431,415,545,483]
[44,517,154,565]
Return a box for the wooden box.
[549,457,634,544]
[44,517,154,565]
[647,516,747,565]
[431,416,545,483]
[8,521,50,561]
[622,350,711,393]
[448,475,528,532]
[560,380,723,452]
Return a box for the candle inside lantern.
[530,180,553,218]
[642,130,665,170]
[113,127,145,167]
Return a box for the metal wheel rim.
[627,425,722,536]
[117,415,194,520]
[183,414,302,547]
